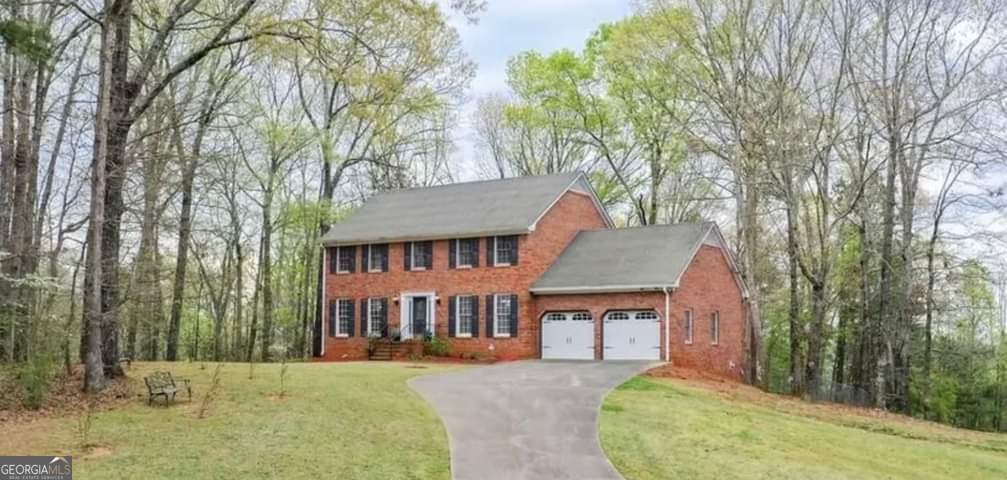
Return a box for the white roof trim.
[529,172,615,232]
[531,284,675,295]
[321,228,530,247]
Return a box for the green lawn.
[600,376,1007,480]
[1,361,458,480]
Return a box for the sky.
[443,0,635,180]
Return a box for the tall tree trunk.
[84,0,123,392]
[259,185,274,362]
[166,152,197,361]
[786,199,804,396]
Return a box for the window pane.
[495,295,512,335]
[458,296,473,335]
[494,236,515,265]
[457,239,475,266]
[337,248,352,272]
[337,299,352,335]
[609,312,630,321]
[571,312,592,321]
[636,311,658,320]
[546,313,565,322]
[369,299,384,336]
[369,246,382,270]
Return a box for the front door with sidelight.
[400,293,435,340]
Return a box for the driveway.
[409,360,653,480]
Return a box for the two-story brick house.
[317,172,749,379]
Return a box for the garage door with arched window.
[541,311,595,360]
[603,310,661,360]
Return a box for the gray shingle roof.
[322,172,605,245]
[531,223,716,293]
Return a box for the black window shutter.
[449,240,457,269]
[509,294,519,338]
[362,245,368,271]
[471,296,480,336]
[471,239,480,268]
[511,236,519,265]
[381,244,389,272]
[485,295,494,337]
[486,237,494,266]
[448,296,456,337]
[347,300,355,337]
[424,242,433,269]
[404,242,412,271]
[348,246,356,273]
[360,299,369,336]
[328,300,337,337]
[381,298,389,336]
[328,248,337,273]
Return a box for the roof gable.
[322,172,611,245]
[531,223,718,294]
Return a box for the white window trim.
[367,298,384,336]
[684,309,694,345]
[335,247,351,274]
[492,236,513,267]
[334,299,351,337]
[493,294,512,337]
[409,242,427,271]
[711,311,720,346]
[367,245,383,273]
[455,239,474,268]
[455,295,474,338]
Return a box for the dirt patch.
[80,446,113,459]
[0,364,134,425]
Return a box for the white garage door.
[541,312,595,360]
[604,311,661,360]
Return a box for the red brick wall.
[320,190,607,361]
[532,245,747,380]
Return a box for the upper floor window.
[366,244,388,272]
[683,309,694,345]
[405,241,433,271]
[453,238,479,268]
[334,246,355,274]
[492,235,518,266]
[711,311,720,345]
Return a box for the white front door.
[603,311,661,360]
[541,312,595,360]
[400,292,435,340]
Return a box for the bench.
[143,371,192,406]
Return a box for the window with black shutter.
[331,299,353,337]
[454,239,479,268]
[327,248,338,274]
[367,244,389,272]
[335,246,356,273]
[493,294,515,337]
[492,236,518,266]
[406,241,433,271]
[452,295,476,337]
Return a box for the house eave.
[530,284,678,295]
[321,228,532,247]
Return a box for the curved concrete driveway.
[409,360,652,480]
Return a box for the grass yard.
[0,361,459,480]
[600,376,1007,480]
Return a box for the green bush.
[423,336,450,357]
[17,355,55,410]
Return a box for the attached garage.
[541,312,595,360]
[603,310,661,360]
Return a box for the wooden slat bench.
[143,371,192,406]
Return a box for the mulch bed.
[0,364,134,425]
